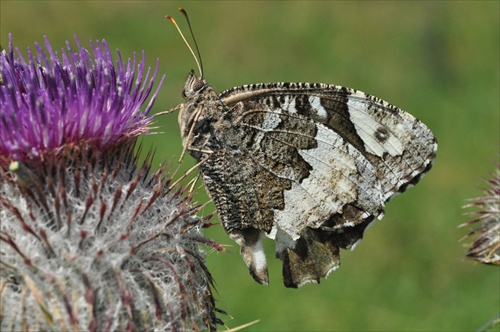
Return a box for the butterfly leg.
[178,105,207,163]
[187,173,201,194]
[169,150,213,190]
[153,103,182,117]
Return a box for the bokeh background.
[1,1,498,331]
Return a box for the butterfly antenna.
[178,8,204,78]
[166,9,203,77]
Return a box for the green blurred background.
[1,1,498,331]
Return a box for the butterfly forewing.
[221,82,437,199]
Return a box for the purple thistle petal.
[0,34,164,162]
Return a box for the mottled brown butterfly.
[166,9,437,288]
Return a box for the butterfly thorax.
[178,70,224,160]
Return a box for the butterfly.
[167,9,437,288]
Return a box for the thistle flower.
[0,35,157,161]
[460,164,500,265]
[0,35,223,331]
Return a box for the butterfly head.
[178,70,207,141]
[181,69,207,100]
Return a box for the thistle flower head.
[0,34,162,162]
[461,164,500,265]
[1,35,222,331]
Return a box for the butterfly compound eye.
[193,78,205,92]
